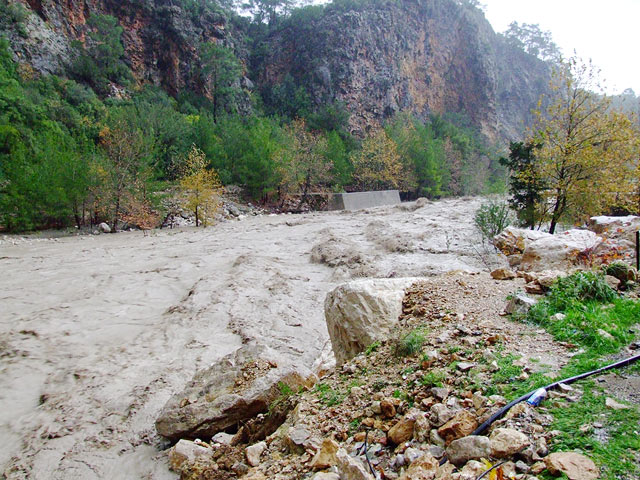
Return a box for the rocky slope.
[4,0,550,139]
[8,0,247,95]
[258,0,550,139]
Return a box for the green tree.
[275,119,333,203]
[531,57,639,233]
[72,14,132,94]
[97,112,152,231]
[503,21,562,63]
[200,43,242,122]
[500,141,546,229]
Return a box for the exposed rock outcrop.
[155,343,309,441]
[259,0,550,138]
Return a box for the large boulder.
[156,344,309,440]
[493,227,549,257]
[520,229,601,272]
[325,278,418,365]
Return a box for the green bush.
[474,199,513,242]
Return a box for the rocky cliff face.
[259,0,550,139]
[5,0,550,139]
[9,0,244,95]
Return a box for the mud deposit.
[0,197,502,479]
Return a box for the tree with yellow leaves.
[275,119,332,204]
[351,130,409,191]
[531,57,640,233]
[179,146,223,227]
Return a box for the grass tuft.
[394,327,428,357]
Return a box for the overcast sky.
[482,0,640,95]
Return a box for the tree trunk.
[195,205,199,227]
[113,194,120,233]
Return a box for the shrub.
[474,199,513,243]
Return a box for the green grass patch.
[502,271,640,479]
[394,327,428,357]
[420,369,447,388]
[545,382,640,479]
[314,382,344,407]
[365,341,381,356]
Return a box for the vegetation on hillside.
[0,6,502,232]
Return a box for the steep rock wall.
[259,0,550,139]
[10,0,242,95]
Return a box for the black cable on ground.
[437,352,640,467]
[476,461,506,480]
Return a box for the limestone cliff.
[258,0,550,140]
[8,0,245,95]
[3,0,550,139]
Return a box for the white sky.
[482,0,640,95]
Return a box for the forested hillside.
[0,0,568,231]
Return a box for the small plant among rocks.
[474,198,513,243]
[394,327,427,356]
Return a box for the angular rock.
[311,473,341,480]
[98,222,111,233]
[168,439,213,473]
[388,417,416,444]
[544,452,599,480]
[605,397,629,410]
[437,410,478,444]
[212,432,235,445]
[398,452,438,480]
[381,399,397,418]
[156,344,308,440]
[336,447,374,480]
[491,268,516,280]
[458,460,485,479]
[504,293,538,316]
[245,441,266,467]
[494,227,549,257]
[310,438,340,470]
[489,428,530,457]
[429,404,455,427]
[325,278,419,365]
[445,436,491,466]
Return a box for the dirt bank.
[0,197,501,479]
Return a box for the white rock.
[489,428,530,457]
[168,439,212,473]
[336,447,374,480]
[520,229,601,272]
[98,222,111,233]
[605,397,629,410]
[325,278,419,365]
[212,432,234,445]
[245,441,267,467]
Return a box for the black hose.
[438,352,640,467]
[473,352,640,438]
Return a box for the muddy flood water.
[0,197,503,479]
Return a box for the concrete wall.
[327,190,401,211]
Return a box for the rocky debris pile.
[494,217,640,274]
[165,274,593,480]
